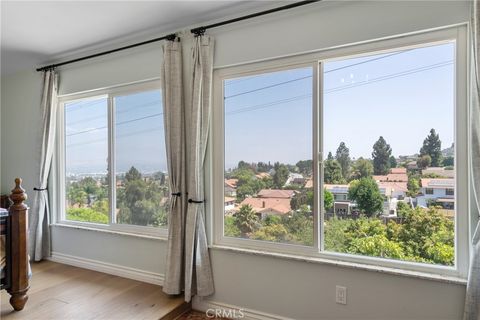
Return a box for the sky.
[225,41,455,169]
[65,91,166,175]
[65,41,455,174]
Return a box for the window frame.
[210,25,469,279]
[55,79,168,238]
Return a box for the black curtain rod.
[36,33,177,72]
[36,0,321,72]
[191,0,321,35]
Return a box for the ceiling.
[1,1,280,75]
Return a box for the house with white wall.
[418,178,455,209]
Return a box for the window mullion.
[317,61,324,252]
[108,95,116,225]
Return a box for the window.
[60,81,168,235]
[223,67,314,246]
[323,42,456,266]
[213,26,468,277]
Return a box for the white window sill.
[51,223,168,241]
[209,245,467,286]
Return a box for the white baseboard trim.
[193,296,293,320]
[48,252,164,286]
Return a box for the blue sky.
[65,41,455,174]
[65,91,166,174]
[225,41,455,169]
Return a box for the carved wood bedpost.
[7,178,29,311]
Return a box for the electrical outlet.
[336,285,347,305]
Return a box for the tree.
[324,189,334,211]
[256,162,272,173]
[296,160,313,176]
[335,142,351,180]
[125,166,142,182]
[252,224,289,242]
[66,207,108,224]
[282,206,314,246]
[327,152,334,161]
[396,206,454,265]
[237,160,252,170]
[407,176,420,197]
[67,182,88,206]
[420,129,442,167]
[416,155,432,169]
[372,136,392,175]
[389,156,397,169]
[273,162,289,188]
[235,204,259,236]
[348,178,384,217]
[117,166,167,226]
[233,168,265,201]
[324,159,345,184]
[351,158,373,180]
[443,156,454,167]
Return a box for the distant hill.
[442,143,454,157]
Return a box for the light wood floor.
[0,261,189,320]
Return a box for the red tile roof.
[240,197,292,215]
[225,179,238,189]
[257,189,295,199]
[390,168,407,174]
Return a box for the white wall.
[0,1,470,319]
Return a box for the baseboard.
[192,296,293,320]
[48,252,164,286]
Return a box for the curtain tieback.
[188,198,204,204]
[171,192,182,197]
[33,187,48,191]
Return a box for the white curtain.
[465,1,480,319]
[161,39,187,295]
[184,35,215,302]
[29,70,58,261]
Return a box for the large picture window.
[60,81,168,235]
[213,27,468,278]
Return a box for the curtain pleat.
[29,70,58,261]
[184,35,215,302]
[464,1,480,319]
[161,39,187,295]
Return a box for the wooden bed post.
[7,178,29,311]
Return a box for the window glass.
[114,90,169,228]
[223,67,314,246]
[65,97,109,224]
[323,42,456,266]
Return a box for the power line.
[67,99,161,125]
[66,125,164,148]
[323,49,412,74]
[224,48,415,99]
[325,60,453,93]
[66,112,164,137]
[224,75,311,99]
[225,60,454,116]
[226,94,311,115]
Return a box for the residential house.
[285,173,305,186]
[239,197,292,220]
[224,178,238,197]
[224,196,236,213]
[418,178,455,209]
